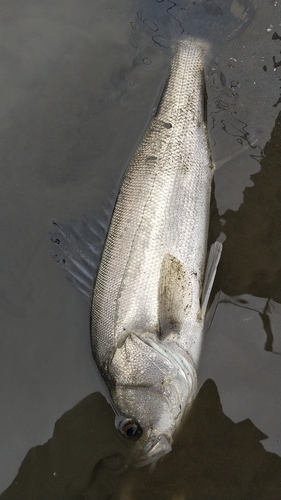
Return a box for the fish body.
[91,39,214,465]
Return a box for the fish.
[89,39,222,466]
[51,40,222,465]
[50,0,254,467]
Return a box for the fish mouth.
[134,434,172,468]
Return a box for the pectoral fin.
[201,241,222,317]
[158,254,192,337]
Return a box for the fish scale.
[92,40,212,369]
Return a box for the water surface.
[0,0,280,497]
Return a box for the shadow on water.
[2,380,281,500]
[210,110,281,303]
[195,103,281,463]
[206,106,281,357]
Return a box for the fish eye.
[117,417,142,440]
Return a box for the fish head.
[109,331,197,466]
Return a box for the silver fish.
[90,39,222,466]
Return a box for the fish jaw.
[134,433,172,468]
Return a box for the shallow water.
[0,0,280,497]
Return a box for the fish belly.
[91,39,213,371]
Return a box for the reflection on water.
[2,380,281,499]
[208,294,280,353]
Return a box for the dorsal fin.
[49,196,115,301]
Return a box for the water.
[0,0,280,497]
